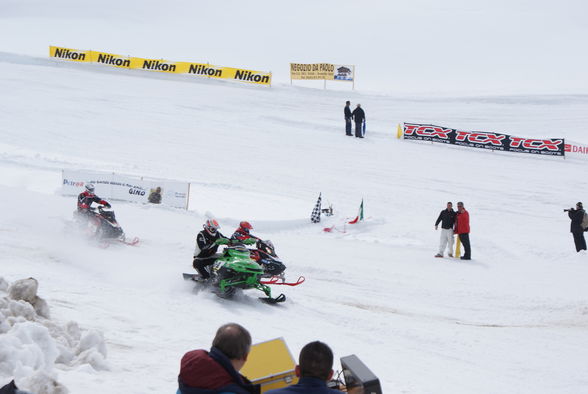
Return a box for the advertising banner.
[49,46,91,62]
[49,46,272,86]
[62,169,190,209]
[403,123,565,156]
[290,63,354,81]
[129,57,181,73]
[333,64,354,81]
[564,141,588,159]
[90,51,131,68]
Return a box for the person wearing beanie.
[566,202,587,252]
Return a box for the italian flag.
[348,199,364,224]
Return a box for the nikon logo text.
[234,70,270,84]
[97,54,130,67]
[54,48,86,61]
[188,64,222,77]
[142,60,177,72]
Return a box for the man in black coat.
[344,101,352,136]
[351,104,365,138]
[566,202,586,252]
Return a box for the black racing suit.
[193,230,227,279]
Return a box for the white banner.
[565,140,588,160]
[61,169,190,209]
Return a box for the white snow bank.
[0,278,109,394]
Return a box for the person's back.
[177,323,259,394]
[351,106,365,122]
[266,341,342,394]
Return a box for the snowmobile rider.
[230,221,258,244]
[77,183,110,217]
[193,219,228,280]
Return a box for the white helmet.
[85,183,95,193]
[204,219,220,235]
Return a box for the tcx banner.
[403,123,565,156]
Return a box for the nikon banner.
[49,46,271,86]
[49,46,92,62]
[290,63,354,82]
[403,122,565,156]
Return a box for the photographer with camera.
[564,202,587,252]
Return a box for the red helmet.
[239,221,252,232]
[204,219,220,235]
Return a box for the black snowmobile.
[75,205,139,246]
[249,239,286,278]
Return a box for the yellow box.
[241,337,298,393]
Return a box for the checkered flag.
[311,193,322,223]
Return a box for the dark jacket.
[455,209,470,234]
[266,377,343,394]
[351,107,365,122]
[344,105,352,119]
[195,230,226,258]
[435,209,456,229]
[0,380,18,394]
[77,191,109,210]
[178,347,260,394]
[568,208,585,233]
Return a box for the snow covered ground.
[1,1,588,393]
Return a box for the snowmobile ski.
[260,276,305,286]
[259,293,286,304]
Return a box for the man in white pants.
[434,202,456,258]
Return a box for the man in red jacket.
[178,323,260,394]
[455,201,471,260]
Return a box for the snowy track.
[1,1,588,392]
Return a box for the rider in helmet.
[230,221,258,243]
[193,219,228,280]
[77,183,110,217]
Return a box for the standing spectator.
[344,101,352,136]
[266,341,343,394]
[351,104,365,138]
[455,201,471,260]
[434,202,456,258]
[177,323,260,394]
[566,202,586,252]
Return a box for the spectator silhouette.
[266,341,343,394]
[177,323,260,394]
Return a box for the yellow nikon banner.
[290,63,354,82]
[90,51,131,68]
[49,46,271,86]
[49,46,91,62]
[129,57,181,73]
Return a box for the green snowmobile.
[183,238,286,304]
